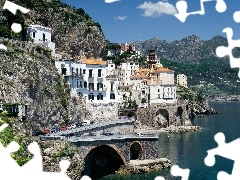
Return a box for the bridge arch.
[156,109,170,127]
[129,141,145,160]
[81,144,126,179]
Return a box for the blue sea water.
[99,101,240,180]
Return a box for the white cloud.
[115,16,127,20]
[137,1,177,17]
[105,0,120,3]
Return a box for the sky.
[61,0,240,44]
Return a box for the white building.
[106,60,117,76]
[117,61,140,87]
[27,25,61,59]
[55,58,118,104]
[177,74,187,88]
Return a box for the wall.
[135,101,191,129]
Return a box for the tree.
[141,98,147,103]
[76,8,85,15]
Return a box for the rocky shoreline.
[189,100,221,118]
[165,125,202,134]
[115,158,171,175]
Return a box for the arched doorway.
[82,145,125,179]
[130,142,143,160]
[156,109,169,127]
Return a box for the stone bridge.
[69,135,159,179]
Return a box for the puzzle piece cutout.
[204,132,240,180]
[0,123,79,180]
[0,0,30,50]
[215,27,240,78]
[175,0,227,22]
[154,165,190,180]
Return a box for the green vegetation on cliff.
[0,0,105,58]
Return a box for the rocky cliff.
[0,38,89,129]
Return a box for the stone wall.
[135,101,192,129]
[85,103,118,122]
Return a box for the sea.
[99,101,240,180]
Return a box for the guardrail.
[45,118,135,137]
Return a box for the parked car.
[90,120,95,124]
[69,124,76,129]
[60,126,68,131]
[32,130,43,136]
[90,132,97,136]
[102,132,114,136]
[76,123,84,127]
[52,127,60,133]
[42,128,51,134]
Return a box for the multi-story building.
[177,74,188,88]
[130,50,177,105]
[117,61,140,87]
[27,24,61,59]
[55,58,118,104]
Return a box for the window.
[111,83,114,91]
[71,67,74,75]
[77,81,79,87]
[83,69,86,74]
[110,94,115,99]
[88,94,94,100]
[80,81,82,88]
[97,83,103,90]
[97,94,103,100]
[89,69,93,77]
[33,32,35,38]
[111,65,113,67]
[98,69,102,77]
[43,33,45,42]
[158,89,160,92]
[84,81,87,88]
[158,94,160,98]
[88,83,94,91]
[62,68,67,75]
[76,68,78,75]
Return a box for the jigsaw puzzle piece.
[21,141,43,175]
[175,0,226,22]
[205,132,240,179]
[0,123,9,132]
[154,176,165,180]
[215,0,227,13]
[171,165,190,180]
[3,0,30,15]
[0,141,22,178]
[216,28,240,78]
[80,175,92,180]
[233,11,240,23]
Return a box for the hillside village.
[28,24,188,108]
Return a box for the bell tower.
[147,49,157,69]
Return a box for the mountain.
[132,35,240,97]
[0,0,105,59]
[132,35,231,62]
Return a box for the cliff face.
[0,38,89,129]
